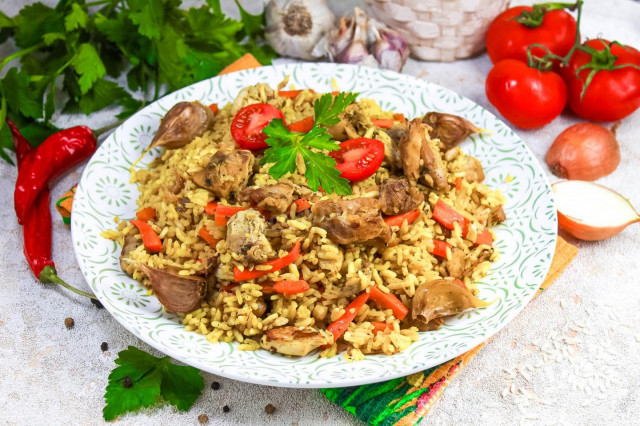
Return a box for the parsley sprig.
[260,92,358,195]
[103,346,204,421]
[0,0,276,164]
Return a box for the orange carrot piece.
[130,220,163,253]
[204,202,218,216]
[214,214,228,226]
[393,113,406,122]
[279,89,314,98]
[429,239,451,258]
[455,177,463,191]
[432,199,469,235]
[233,240,301,281]
[209,103,219,114]
[220,283,240,292]
[384,209,420,227]
[287,117,314,133]
[451,279,467,289]
[371,321,391,335]
[136,207,156,222]
[371,118,394,128]
[475,229,493,246]
[294,198,311,212]
[369,286,409,320]
[326,293,370,343]
[198,227,219,248]
[272,280,310,294]
[215,204,249,216]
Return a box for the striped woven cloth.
[55,53,579,425]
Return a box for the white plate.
[72,63,557,388]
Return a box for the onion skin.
[545,123,620,180]
[558,210,639,241]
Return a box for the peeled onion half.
[553,181,640,241]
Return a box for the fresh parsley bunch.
[103,346,205,421]
[0,0,276,164]
[260,92,358,196]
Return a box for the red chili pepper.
[9,121,96,300]
[233,240,301,281]
[326,292,370,343]
[14,126,96,224]
[369,286,409,320]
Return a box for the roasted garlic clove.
[411,279,491,325]
[150,101,214,149]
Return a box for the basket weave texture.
[366,0,510,62]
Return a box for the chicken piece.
[238,181,296,214]
[311,198,390,245]
[190,150,254,199]
[399,118,448,191]
[262,326,330,356]
[141,265,206,313]
[463,156,485,183]
[379,178,425,215]
[226,209,274,263]
[326,116,358,141]
[376,129,402,169]
[445,247,466,279]
[119,234,139,277]
[462,250,492,277]
[488,205,506,227]
[318,245,344,274]
[326,103,368,141]
[150,101,215,149]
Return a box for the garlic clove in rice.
[368,19,409,72]
[265,0,335,60]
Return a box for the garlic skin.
[368,19,409,72]
[265,0,335,60]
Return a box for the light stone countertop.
[1,0,639,425]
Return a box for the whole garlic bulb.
[368,19,409,72]
[265,0,335,60]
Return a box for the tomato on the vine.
[486,6,577,65]
[231,103,284,150]
[561,39,640,122]
[486,59,567,129]
[330,138,385,182]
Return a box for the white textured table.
[1,0,639,425]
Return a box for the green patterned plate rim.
[71,63,557,388]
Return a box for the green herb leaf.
[13,3,63,48]
[234,0,264,40]
[0,121,15,166]
[260,90,359,196]
[129,0,165,40]
[64,3,88,32]
[71,43,106,94]
[76,79,133,116]
[103,346,204,421]
[3,68,43,119]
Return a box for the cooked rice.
[104,81,505,358]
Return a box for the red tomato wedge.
[330,138,385,182]
[231,103,284,150]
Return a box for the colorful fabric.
[321,238,578,425]
[55,54,579,426]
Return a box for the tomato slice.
[330,138,385,182]
[231,103,284,150]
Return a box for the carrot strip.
[393,113,405,122]
[214,214,229,226]
[455,177,463,191]
[432,199,469,235]
[330,91,340,96]
[429,239,451,258]
[279,89,314,98]
[384,209,420,227]
[475,229,493,246]
[369,286,409,320]
[233,240,301,281]
[130,220,163,253]
[371,321,391,335]
[215,204,249,216]
[326,293,370,343]
[220,283,239,292]
[294,198,311,212]
[136,207,156,222]
[209,103,219,114]
[198,227,219,248]
[371,118,394,128]
[272,280,310,294]
[204,202,218,216]
[287,117,314,133]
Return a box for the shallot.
[553,180,639,241]
[545,123,621,180]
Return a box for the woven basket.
[365,0,510,62]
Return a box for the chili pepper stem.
[39,265,97,300]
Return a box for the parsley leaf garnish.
[103,346,204,421]
[260,92,358,196]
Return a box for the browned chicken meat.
[462,156,485,183]
[399,118,449,191]
[150,101,215,149]
[119,234,139,276]
[239,181,320,214]
[191,150,254,199]
[311,198,390,245]
[326,104,366,141]
[379,178,425,215]
[488,205,506,227]
[141,265,206,312]
[226,209,274,263]
[262,326,330,356]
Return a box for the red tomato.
[330,138,384,182]
[561,39,640,122]
[486,6,577,65]
[486,59,567,129]
[231,103,284,150]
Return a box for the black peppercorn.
[101,342,109,352]
[210,381,220,390]
[222,405,230,413]
[265,404,276,414]
[122,376,133,388]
